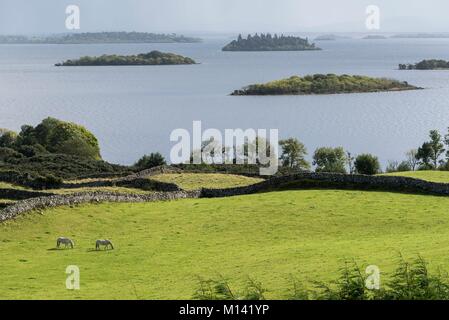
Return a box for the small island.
[363,35,387,40]
[55,51,196,66]
[222,33,320,51]
[391,33,449,39]
[314,34,350,41]
[231,74,420,95]
[399,59,449,70]
[0,32,201,44]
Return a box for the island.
[231,74,420,95]
[363,35,387,40]
[0,32,201,44]
[399,59,449,70]
[314,34,350,41]
[391,33,449,39]
[55,51,196,66]
[222,33,321,51]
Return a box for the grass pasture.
[381,170,449,183]
[1,189,449,299]
[149,173,264,190]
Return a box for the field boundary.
[3,172,449,222]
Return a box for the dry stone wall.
[3,172,449,222]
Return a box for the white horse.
[57,237,74,249]
[96,239,114,250]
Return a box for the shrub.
[134,152,166,170]
[0,129,18,148]
[355,154,381,175]
[18,117,101,160]
[0,147,23,162]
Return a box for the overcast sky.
[0,0,448,34]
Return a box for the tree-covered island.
[55,51,196,66]
[231,74,420,95]
[399,59,449,70]
[222,33,321,51]
[0,32,201,44]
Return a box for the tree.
[405,149,419,171]
[134,152,166,170]
[0,129,18,148]
[428,130,444,168]
[313,147,347,173]
[354,154,380,175]
[17,117,101,160]
[416,142,434,169]
[443,127,449,163]
[279,138,310,169]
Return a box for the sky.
[0,0,448,34]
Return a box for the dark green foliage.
[386,160,412,173]
[56,51,196,66]
[354,154,381,175]
[279,138,310,169]
[416,130,445,169]
[0,129,18,148]
[193,276,265,300]
[223,33,320,51]
[134,153,166,170]
[382,256,449,300]
[15,117,102,160]
[1,154,130,185]
[17,144,48,157]
[313,147,347,173]
[400,59,449,70]
[232,74,418,95]
[0,147,23,162]
[0,32,201,44]
[194,257,449,300]
[193,276,236,300]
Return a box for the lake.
[1,36,449,166]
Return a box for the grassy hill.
[1,189,449,299]
[381,171,449,183]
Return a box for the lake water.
[1,36,449,167]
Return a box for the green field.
[0,182,28,190]
[381,170,449,183]
[1,189,449,299]
[150,173,263,190]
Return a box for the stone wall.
[0,190,201,222]
[201,172,449,198]
[3,172,449,222]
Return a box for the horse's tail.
[56,239,60,247]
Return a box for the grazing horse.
[96,239,114,250]
[57,237,74,249]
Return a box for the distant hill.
[222,33,320,51]
[363,35,387,40]
[0,32,202,44]
[391,33,449,39]
[55,51,196,66]
[314,34,350,41]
